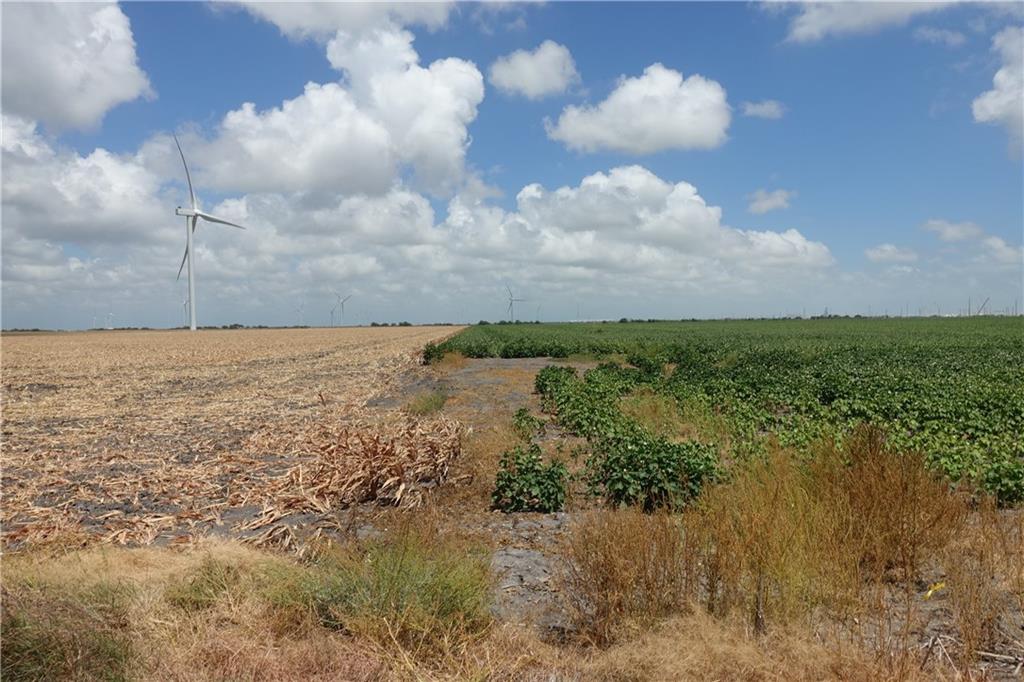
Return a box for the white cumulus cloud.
[237,1,454,41]
[747,189,795,214]
[546,63,731,154]
[922,218,984,242]
[741,100,786,119]
[785,2,951,43]
[489,40,580,99]
[865,243,918,263]
[1,115,169,247]
[1,2,152,131]
[981,235,1024,265]
[972,26,1024,149]
[192,26,484,197]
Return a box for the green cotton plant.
[982,451,1024,506]
[491,444,567,513]
[511,407,545,441]
[587,426,719,511]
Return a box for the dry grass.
[1,523,495,681]
[1,326,461,549]
[430,351,469,371]
[581,611,906,682]
[562,509,697,646]
[558,428,1023,676]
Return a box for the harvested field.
[1,327,462,550]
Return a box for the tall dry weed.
[562,508,698,646]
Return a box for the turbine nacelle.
[175,207,197,217]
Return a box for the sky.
[2,1,1022,329]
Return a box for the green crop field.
[430,317,1024,503]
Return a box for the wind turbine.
[334,293,352,326]
[296,302,305,327]
[173,134,248,331]
[182,298,189,328]
[506,286,525,322]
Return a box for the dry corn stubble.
[1,327,462,551]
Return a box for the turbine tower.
[173,134,248,331]
[506,286,525,322]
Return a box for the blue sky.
[2,2,1022,328]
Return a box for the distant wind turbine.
[182,297,189,328]
[506,286,525,322]
[335,292,352,326]
[173,134,248,331]
[296,302,305,327]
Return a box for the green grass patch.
[405,390,448,416]
[1,580,135,682]
[304,526,492,655]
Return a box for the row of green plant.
[442,318,1024,504]
[492,365,720,513]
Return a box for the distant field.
[1,326,461,547]
[432,318,1024,498]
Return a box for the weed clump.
[404,390,448,416]
[303,525,492,656]
[1,580,134,682]
[165,556,242,612]
[563,509,696,646]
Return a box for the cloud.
[972,26,1023,149]
[545,63,730,154]
[981,235,1023,265]
[922,218,984,242]
[191,26,484,197]
[747,189,795,214]
[0,2,152,131]
[482,166,833,273]
[785,3,951,43]
[3,134,837,328]
[865,243,918,263]
[920,218,1021,268]
[741,100,786,119]
[913,26,967,47]
[1,115,169,248]
[237,2,453,41]
[489,40,580,99]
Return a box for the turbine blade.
[342,295,352,304]
[176,245,189,281]
[196,210,246,230]
[506,285,513,299]
[173,134,197,210]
